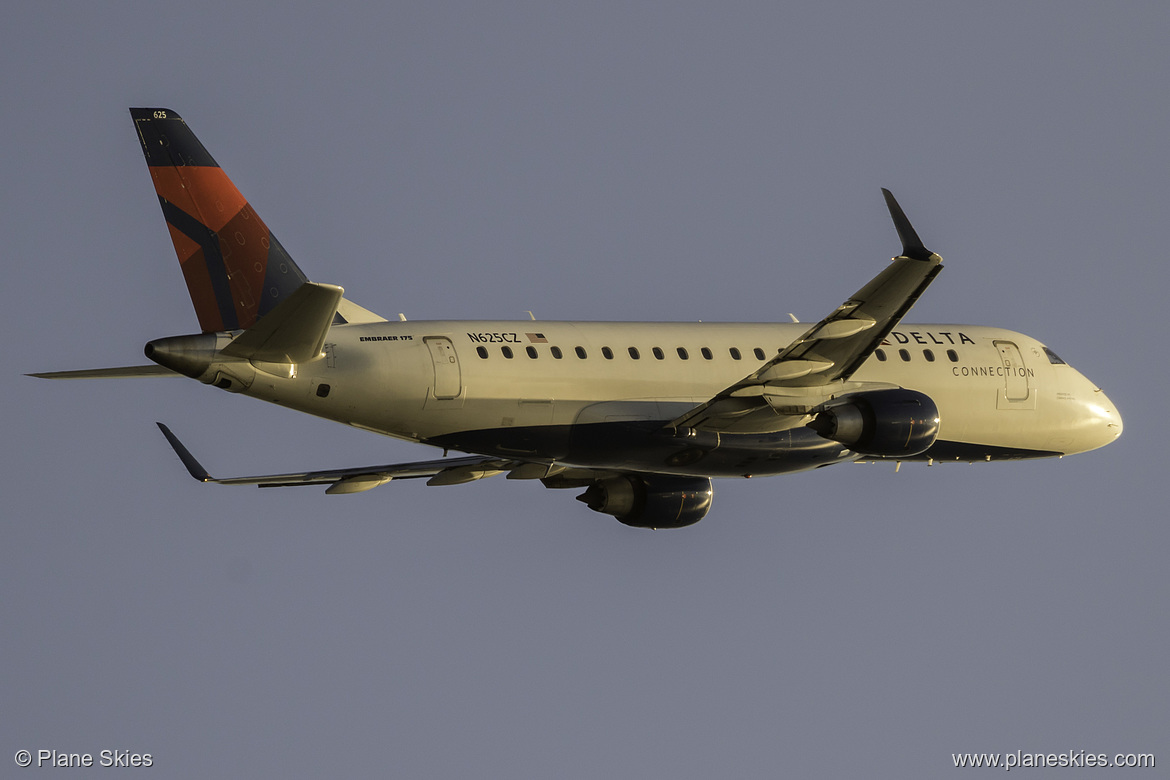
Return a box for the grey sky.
[3,2,1166,777]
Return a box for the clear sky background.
[2,2,1166,777]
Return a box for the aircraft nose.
[1097,388,1123,440]
[1081,386,1122,452]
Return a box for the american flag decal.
[526,333,548,343]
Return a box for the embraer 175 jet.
[32,108,1122,528]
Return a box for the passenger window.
[601,346,614,359]
[551,346,563,359]
[753,348,765,360]
[898,349,910,361]
[947,349,959,362]
[628,347,640,359]
[476,346,488,359]
[875,349,887,361]
[653,347,665,360]
[526,346,538,359]
[575,346,587,359]
[923,349,935,362]
[502,346,514,359]
[701,347,713,360]
[677,347,689,360]
[729,347,741,360]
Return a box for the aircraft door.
[424,337,462,400]
[994,340,1031,407]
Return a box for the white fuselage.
[215,319,1120,475]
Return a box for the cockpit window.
[1043,346,1066,365]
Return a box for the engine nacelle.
[576,475,714,529]
[807,388,939,457]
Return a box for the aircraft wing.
[666,190,943,433]
[156,423,561,493]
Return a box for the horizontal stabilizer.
[221,282,343,363]
[28,365,181,379]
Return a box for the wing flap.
[666,190,943,434]
[158,422,528,493]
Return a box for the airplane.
[30,107,1123,528]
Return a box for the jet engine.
[577,475,714,529]
[807,388,939,457]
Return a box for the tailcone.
[144,334,221,379]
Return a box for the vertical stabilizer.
[130,108,309,332]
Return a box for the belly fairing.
[428,420,853,477]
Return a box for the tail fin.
[130,107,309,333]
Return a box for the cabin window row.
[873,348,960,363]
[475,345,965,364]
[475,345,775,361]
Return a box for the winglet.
[157,422,212,482]
[881,189,935,262]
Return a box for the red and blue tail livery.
[130,108,307,333]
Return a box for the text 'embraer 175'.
[30,108,1122,528]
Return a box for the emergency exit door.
[424,337,462,399]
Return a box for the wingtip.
[156,422,213,482]
[881,188,935,262]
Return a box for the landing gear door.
[424,337,463,401]
[994,340,1036,410]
